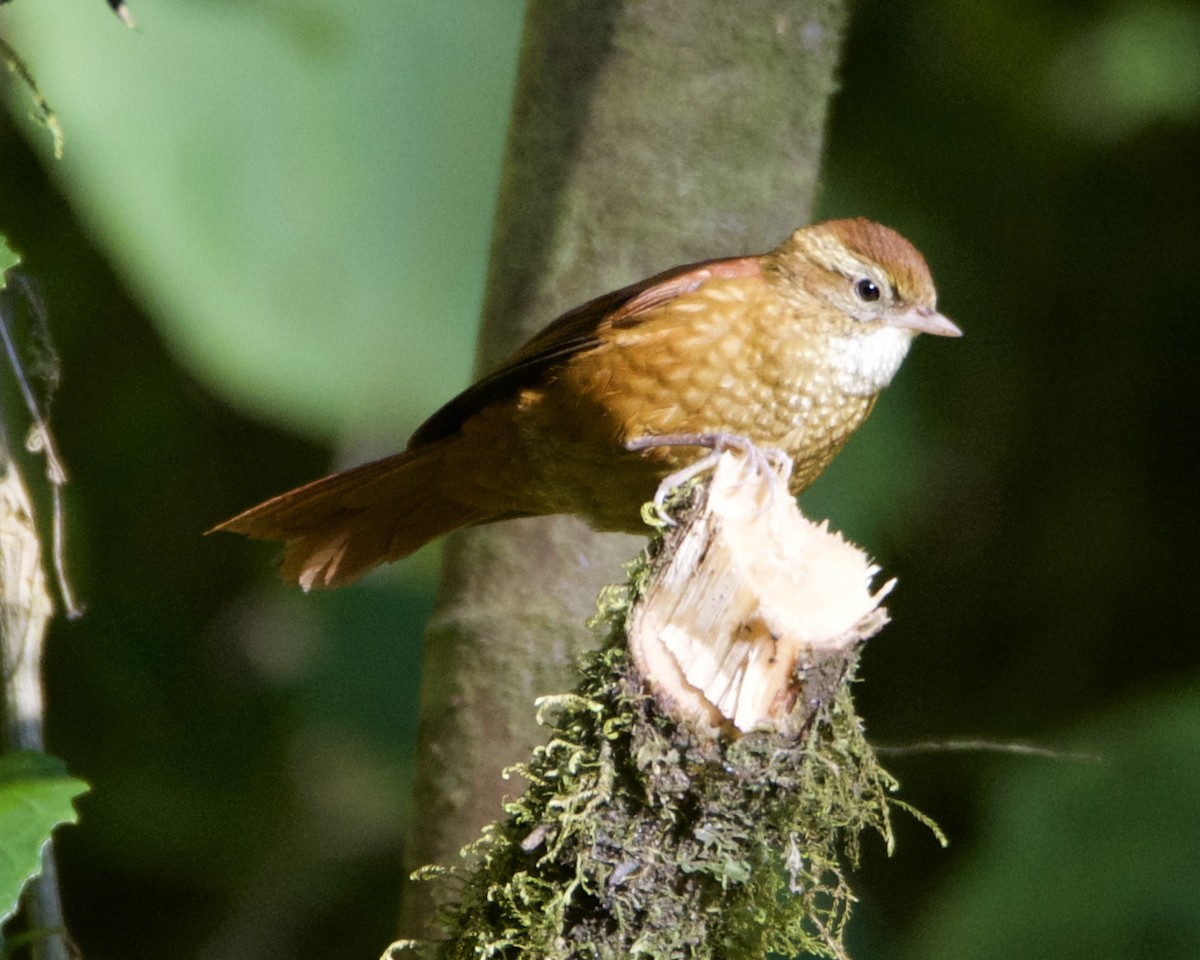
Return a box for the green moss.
[397,528,940,960]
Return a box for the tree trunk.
[401,0,848,936]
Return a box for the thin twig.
[872,738,1102,764]
[0,36,64,158]
[108,0,137,28]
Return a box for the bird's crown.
[774,217,937,312]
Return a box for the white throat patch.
[827,325,914,396]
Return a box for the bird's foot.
[625,433,794,525]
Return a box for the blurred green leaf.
[1047,2,1200,141]
[0,751,89,923]
[2,0,524,441]
[903,685,1200,960]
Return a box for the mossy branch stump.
[393,452,936,960]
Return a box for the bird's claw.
[626,433,794,523]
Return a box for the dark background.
[2,1,1198,958]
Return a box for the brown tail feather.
[212,440,491,590]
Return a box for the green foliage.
[1046,3,1200,141]
[0,235,19,279]
[0,751,88,924]
[2,0,525,440]
[401,544,940,960]
[903,685,1200,960]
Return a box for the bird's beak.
[889,306,963,337]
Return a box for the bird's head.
[769,217,962,339]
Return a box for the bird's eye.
[854,278,881,302]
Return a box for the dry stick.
[0,276,79,959]
[0,466,72,960]
[0,276,83,620]
[401,0,848,937]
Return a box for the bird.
[213,217,961,591]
